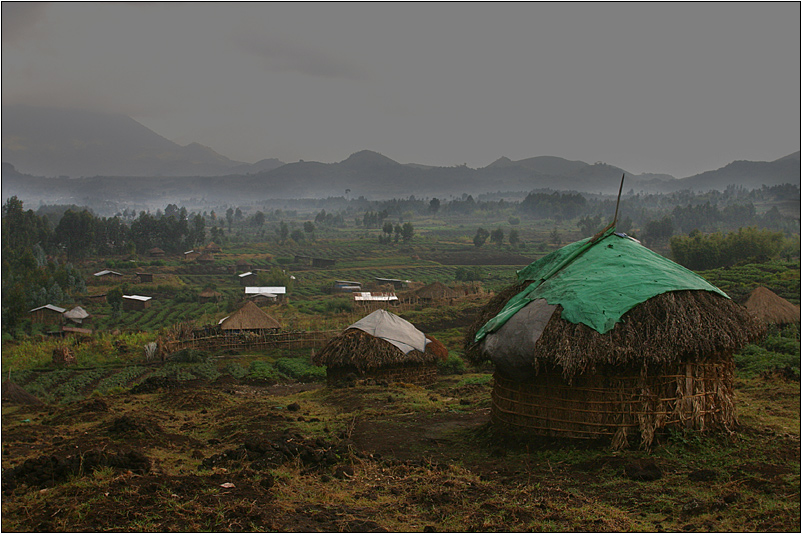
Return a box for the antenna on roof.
[591,173,626,243]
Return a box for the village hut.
[411,281,460,303]
[199,289,223,304]
[465,228,764,449]
[2,381,43,405]
[29,304,66,325]
[744,286,800,326]
[122,295,152,311]
[218,301,281,333]
[313,309,448,386]
[148,247,166,257]
[205,242,223,253]
[197,251,215,264]
[63,306,91,325]
[136,272,154,283]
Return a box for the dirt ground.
[2,374,800,532]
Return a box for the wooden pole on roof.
[591,173,626,243]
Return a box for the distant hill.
[1,105,797,206]
[1,104,284,177]
[657,152,801,192]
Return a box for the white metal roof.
[238,272,254,278]
[244,286,286,294]
[93,270,122,277]
[353,292,398,302]
[29,304,66,313]
[122,295,152,302]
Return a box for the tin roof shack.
[63,306,91,325]
[30,304,66,325]
[333,280,363,293]
[239,272,257,286]
[354,292,399,310]
[244,286,286,303]
[374,277,410,290]
[183,250,201,261]
[122,295,152,311]
[92,270,123,285]
[136,272,154,283]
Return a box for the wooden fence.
[165,330,338,354]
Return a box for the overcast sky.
[2,1,800,178]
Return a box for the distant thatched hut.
[744,286,800,326]
[205,242,223,253]
[465,228,764,449]
[199,289,223,304]
[2,381,43,405]
[148,247,165,257]
[313,309,448,386]
[409,281,460,304]
[218,301,281,333]
[197,252,215,264]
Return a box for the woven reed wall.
[326,363,439,387]
[165,330,338,354]
[491,357,735,449]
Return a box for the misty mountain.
[657,152,801,192]
[1,104,285,177]
[1,105,798,207]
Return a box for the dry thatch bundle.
[466,289,765,379]
[414,281,459,300]
[2,381,43,405]
[219,301,281,331]
[52,346,77,366]
[313,329,445,373]
[744,286,800,326]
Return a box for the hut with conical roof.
[313,309,448,386]
[218,301,281,333]
[744,286,800,327]
[465,228,764,449]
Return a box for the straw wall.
[326,362,439,387]
[491,355,735,449]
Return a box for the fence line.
[165,330,339,353]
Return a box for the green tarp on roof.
[474,227,729,342]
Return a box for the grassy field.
[2,220,800,532]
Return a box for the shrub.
[275,358,326,382]
[438,354,466,375]
[247,360,283,382]
[222,362,247,380]
[168,348,209,363]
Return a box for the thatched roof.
[313,310,447,371]
[414,281,459,300]
[465,230,765,379]
[2,381,43,405]
[199,289,222,298]
[218,301,281,331]
[744,286,800,325]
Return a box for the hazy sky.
[3,2,800,178]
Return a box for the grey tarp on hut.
[63,306,90,324]
[349,309,428,354]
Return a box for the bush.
[247,360,283,382]
[168,348,209,363]
[222,362,247,380]
[438,354,466,375]
[275,358,326,382]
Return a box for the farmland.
[2,194,801,532]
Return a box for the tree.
[303,221,316,240]
[509,229,520,247]
[473,228,490,247]
[549,228,561,245]
[290,229,305,243]
[402,222,414,243]
[278,221,289,243]
[253,211,265,228]
[490,228,504,246]
[226,208,234,232]
[429,198,441,214]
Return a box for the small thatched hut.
[465,228,764,449]
[218,301,281,333]
[2,381,43,405]
[199,289,223,303]
[744,286,800,326]
[313,309,448,386]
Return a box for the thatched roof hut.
[199,289,223,303]
[313,309,448,386]
[218,301,281,332]
[2,381,43,405]
[744,286,800,326]
[465,228,764,449]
